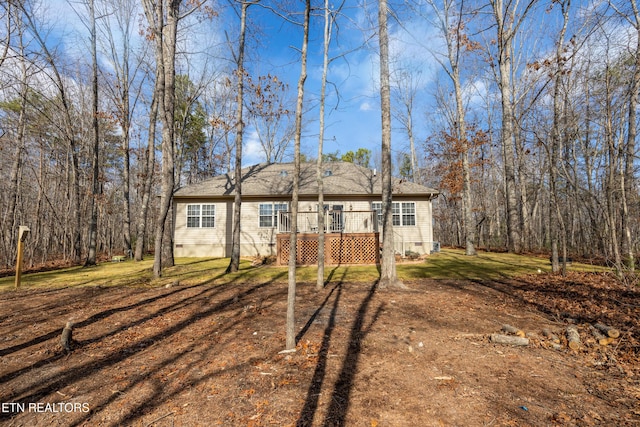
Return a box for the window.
[186,204,215,228]
[371,202,383,225]
[392,202,401,226]
[371,202,416,227]
[201,204,216,227]
[259,202,288,227]
[401,202,416,226]
[187,205,200,228]
[259,204,273,227]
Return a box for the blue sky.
[41,0,396,166]
[237,0,446,167]
[239,2,388,165]
[37,0,600,170]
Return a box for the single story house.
[172,161,439,262]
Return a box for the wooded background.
[0,0,638,275]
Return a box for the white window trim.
[259,202,288,228]
[186,203,216,228]
[371,201,416,227]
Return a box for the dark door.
[330,205,343,232]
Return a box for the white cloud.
[359,101,373,111]
[388,19,443,85]
[243,129,266,166]
[464,78,490,110]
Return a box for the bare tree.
[0,0,13,70]
[142,0,209,277]
[286,0,310,352]
[316,0,333,289]
[134,78,158,261]
[548,0,571,274]
[246,74,294,163]
[487,0,539,253]
[378,0,403,289]
[23,3,84,263]
[610,0,639,271]
[141,0,178,277]
[2,4,29,266]
[315,0,349,289]
[226,0,252,274]
[391,67,421,183]
[425,0,478,256]
[99,0,144,258]
[85,0,100,266]
[204,79,237,174]
[603,59,624,272]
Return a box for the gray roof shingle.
[174,162,438,199]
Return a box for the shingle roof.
[173,162,439,199]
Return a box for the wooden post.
[14,225,30,289]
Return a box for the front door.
[330,205,343,232]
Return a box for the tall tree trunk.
[4,19,29,266]
[488,0,537,253]
[99,0,137,258]
[5,109,26,267]
[286,0,310,351]
[408,112,418,182]
[71,142,82,263]
[515,135,531,251]
[122,115,132,257]
[378,0,403,289]
[459,124,476,255]
[622,0,640,271]
[428,0,475,255]
[142,0,179,277]
[498,47,521,253]
[549,0,570,273]
[86,0,100,266]
[603,63,623,273]
[121,63,132,258]
[316,0,332,290]
[135,92,158,261]
[450,29,476,256]
[226,0,250,274]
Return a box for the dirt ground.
[0,270,638,426]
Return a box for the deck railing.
[278,210,379,234]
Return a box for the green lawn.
[399,249,608,281]
[0,248,610,291]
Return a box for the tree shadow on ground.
[91,282,283,427]
[296,266,348,343]
[322,281,383,426]
[0,285,189,359]
[294,280,383,426]
[430,272,638,335]
[296,282,343,426]
[0,269,286,426]
[473,275,639,330]
[0,269,232,359]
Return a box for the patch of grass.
[398,249,609,281]
[0,259,157,291]
[399,249,544,281]
[0,248,611,292]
